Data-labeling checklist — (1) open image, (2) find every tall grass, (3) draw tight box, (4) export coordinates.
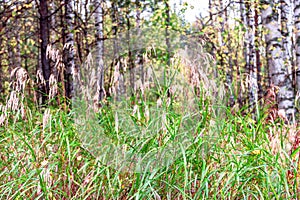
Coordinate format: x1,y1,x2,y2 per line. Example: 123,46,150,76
1,95,299,199
1,43,300,199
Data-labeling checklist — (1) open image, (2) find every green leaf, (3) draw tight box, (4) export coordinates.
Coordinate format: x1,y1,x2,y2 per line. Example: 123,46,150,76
291,146,300,159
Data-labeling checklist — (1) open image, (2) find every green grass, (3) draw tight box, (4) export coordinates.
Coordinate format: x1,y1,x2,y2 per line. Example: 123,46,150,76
1,57,299,199
1,91,300,199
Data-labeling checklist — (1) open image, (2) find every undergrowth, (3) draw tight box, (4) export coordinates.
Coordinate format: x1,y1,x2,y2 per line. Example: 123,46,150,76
1,45,300,199
1,90,300,199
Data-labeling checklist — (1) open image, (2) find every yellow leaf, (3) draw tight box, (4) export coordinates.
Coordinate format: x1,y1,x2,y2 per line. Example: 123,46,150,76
250,150,261,155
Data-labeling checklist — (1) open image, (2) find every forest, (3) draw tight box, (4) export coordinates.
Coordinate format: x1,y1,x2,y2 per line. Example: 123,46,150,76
1,0,300,199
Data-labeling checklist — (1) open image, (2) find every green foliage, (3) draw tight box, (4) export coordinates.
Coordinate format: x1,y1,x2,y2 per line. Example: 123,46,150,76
1,81,299,199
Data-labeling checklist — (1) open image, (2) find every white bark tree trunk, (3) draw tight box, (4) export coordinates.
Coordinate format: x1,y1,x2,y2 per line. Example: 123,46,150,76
281,0,294,83
295,0,300,96
94,0,105,103
247,0,258,115
262,0,296,122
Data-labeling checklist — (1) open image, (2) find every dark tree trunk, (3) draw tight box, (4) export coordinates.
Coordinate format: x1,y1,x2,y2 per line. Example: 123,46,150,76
136,0,144,85
255,2,262,101
64,0,75,101
39,0,50,103
164,0,171,98
126,5,135,97
165,0,171,67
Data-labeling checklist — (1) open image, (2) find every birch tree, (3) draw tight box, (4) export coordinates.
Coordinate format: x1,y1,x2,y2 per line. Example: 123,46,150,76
262,0,296,121
281,0,294,87
295,0,300,95
94,0,105,103
247,0,258,114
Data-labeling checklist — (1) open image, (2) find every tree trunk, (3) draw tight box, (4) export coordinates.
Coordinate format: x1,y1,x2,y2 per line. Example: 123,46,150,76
94,0,105,103
220,0,234,107
239,0,249,107
165,0,171,98
126,5,135,98
39,0,50,103
255,1,262,101
165,0,171,67
136,0,144,85
208,0,218,78
64,0,75,101
262,1,296,122
247,0,258,115
294,0,300,96
110,1,123,100
15,18,21,68
281,0,294,80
